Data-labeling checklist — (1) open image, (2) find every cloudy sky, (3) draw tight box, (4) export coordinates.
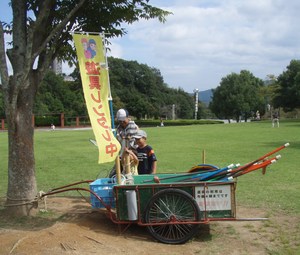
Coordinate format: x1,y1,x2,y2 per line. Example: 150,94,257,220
108,0,300,92
1,0,300,93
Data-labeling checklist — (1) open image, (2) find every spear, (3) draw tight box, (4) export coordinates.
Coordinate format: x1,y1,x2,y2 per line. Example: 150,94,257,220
211,155,281,181
180,164,236,182
214,143,289,180
142,168,220,183
232,155,281,178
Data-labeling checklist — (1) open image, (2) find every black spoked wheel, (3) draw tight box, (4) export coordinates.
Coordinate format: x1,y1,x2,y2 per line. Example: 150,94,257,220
144,189,201,244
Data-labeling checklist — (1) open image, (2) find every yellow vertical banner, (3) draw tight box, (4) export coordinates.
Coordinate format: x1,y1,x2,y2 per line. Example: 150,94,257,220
72,33,120,163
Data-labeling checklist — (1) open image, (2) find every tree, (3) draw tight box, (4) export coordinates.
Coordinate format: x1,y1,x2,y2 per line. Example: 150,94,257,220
0,89,4,118
107,57,194,119
197,101,215,119
35,71,87,116
0,0,170,216
173,88,194,119
258,74,279,118
210,70,265,122
273,60,300,111
57,57,194,120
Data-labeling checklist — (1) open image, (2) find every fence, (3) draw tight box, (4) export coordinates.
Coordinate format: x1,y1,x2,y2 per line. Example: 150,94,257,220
1,113,91,130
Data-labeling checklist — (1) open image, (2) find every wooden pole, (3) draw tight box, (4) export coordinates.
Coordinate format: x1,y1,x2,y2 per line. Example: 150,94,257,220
125,153,131,174
115,156,122,184
61,113,65,128
32,114,35,128
202,149,206,164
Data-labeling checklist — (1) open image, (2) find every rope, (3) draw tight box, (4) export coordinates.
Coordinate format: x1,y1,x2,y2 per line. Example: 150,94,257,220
6,195,36,201
3,191,46,208
38,191,48,212
4,200,37,207
2,189,90,210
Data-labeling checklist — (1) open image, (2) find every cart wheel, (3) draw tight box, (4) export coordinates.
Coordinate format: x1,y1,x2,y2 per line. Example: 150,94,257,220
188,164,219,173
144,188,201,244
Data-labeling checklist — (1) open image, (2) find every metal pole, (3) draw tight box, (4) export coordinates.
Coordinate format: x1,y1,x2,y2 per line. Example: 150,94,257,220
101,33,116,135
172,104,175,120
194,89,199,120
101,33,122,183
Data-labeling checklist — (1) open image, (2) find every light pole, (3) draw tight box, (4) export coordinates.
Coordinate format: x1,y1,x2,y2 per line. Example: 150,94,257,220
193,89,199,120
172,104,175,120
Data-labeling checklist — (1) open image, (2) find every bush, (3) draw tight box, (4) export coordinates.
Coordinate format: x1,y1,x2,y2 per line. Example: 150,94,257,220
133,119,223,127
35,115,60,127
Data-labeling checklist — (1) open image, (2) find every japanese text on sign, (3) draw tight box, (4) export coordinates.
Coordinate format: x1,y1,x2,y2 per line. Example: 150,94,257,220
195,185,232,211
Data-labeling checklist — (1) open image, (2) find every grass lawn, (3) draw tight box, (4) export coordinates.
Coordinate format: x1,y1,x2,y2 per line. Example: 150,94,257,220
0,120,299,214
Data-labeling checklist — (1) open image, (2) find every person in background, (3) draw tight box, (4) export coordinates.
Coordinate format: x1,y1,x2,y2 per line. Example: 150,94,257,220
160,117,164,127
132,130,157,175
272,111,279,128
256,110,260,120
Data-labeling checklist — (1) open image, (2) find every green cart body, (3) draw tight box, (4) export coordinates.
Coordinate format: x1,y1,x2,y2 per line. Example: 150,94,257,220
90,174,237,244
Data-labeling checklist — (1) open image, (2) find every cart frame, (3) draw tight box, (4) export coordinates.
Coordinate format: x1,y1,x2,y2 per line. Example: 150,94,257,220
40,143,289,244
41,178,239,244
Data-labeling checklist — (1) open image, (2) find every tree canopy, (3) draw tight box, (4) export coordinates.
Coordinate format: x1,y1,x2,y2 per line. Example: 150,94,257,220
107,57,194,119
30,57,195,121
209,70,265,122
34,71,87,116
273,60,300,111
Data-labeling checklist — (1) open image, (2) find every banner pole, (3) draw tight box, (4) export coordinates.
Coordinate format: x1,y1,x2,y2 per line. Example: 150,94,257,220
102,33,116,135
102,33,121,183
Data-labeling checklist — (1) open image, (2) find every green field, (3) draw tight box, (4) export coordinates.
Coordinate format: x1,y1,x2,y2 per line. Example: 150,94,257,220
0,120,299,214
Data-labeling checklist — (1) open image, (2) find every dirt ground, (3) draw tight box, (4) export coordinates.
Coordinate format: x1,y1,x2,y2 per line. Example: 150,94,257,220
0,197,299,255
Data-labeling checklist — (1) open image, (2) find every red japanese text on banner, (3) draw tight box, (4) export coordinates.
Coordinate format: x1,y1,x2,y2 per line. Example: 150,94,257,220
72,34,120,163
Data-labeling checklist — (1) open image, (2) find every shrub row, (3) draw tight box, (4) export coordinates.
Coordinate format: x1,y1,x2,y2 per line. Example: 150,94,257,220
134,119,224,127
3,115,223,129
35,115,61,127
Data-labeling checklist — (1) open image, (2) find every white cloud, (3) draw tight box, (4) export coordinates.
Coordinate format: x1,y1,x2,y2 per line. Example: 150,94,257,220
109,0,300,92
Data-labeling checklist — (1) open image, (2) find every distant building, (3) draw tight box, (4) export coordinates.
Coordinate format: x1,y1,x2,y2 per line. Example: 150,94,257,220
51,58,75,81
51,58,62,74
63,75,75,82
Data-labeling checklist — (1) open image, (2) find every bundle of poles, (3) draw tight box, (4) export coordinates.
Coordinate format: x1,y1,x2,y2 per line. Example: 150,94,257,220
147,143,289,184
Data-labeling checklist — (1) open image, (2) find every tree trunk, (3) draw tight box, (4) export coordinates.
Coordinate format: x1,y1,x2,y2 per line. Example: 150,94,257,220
5,78,38,216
